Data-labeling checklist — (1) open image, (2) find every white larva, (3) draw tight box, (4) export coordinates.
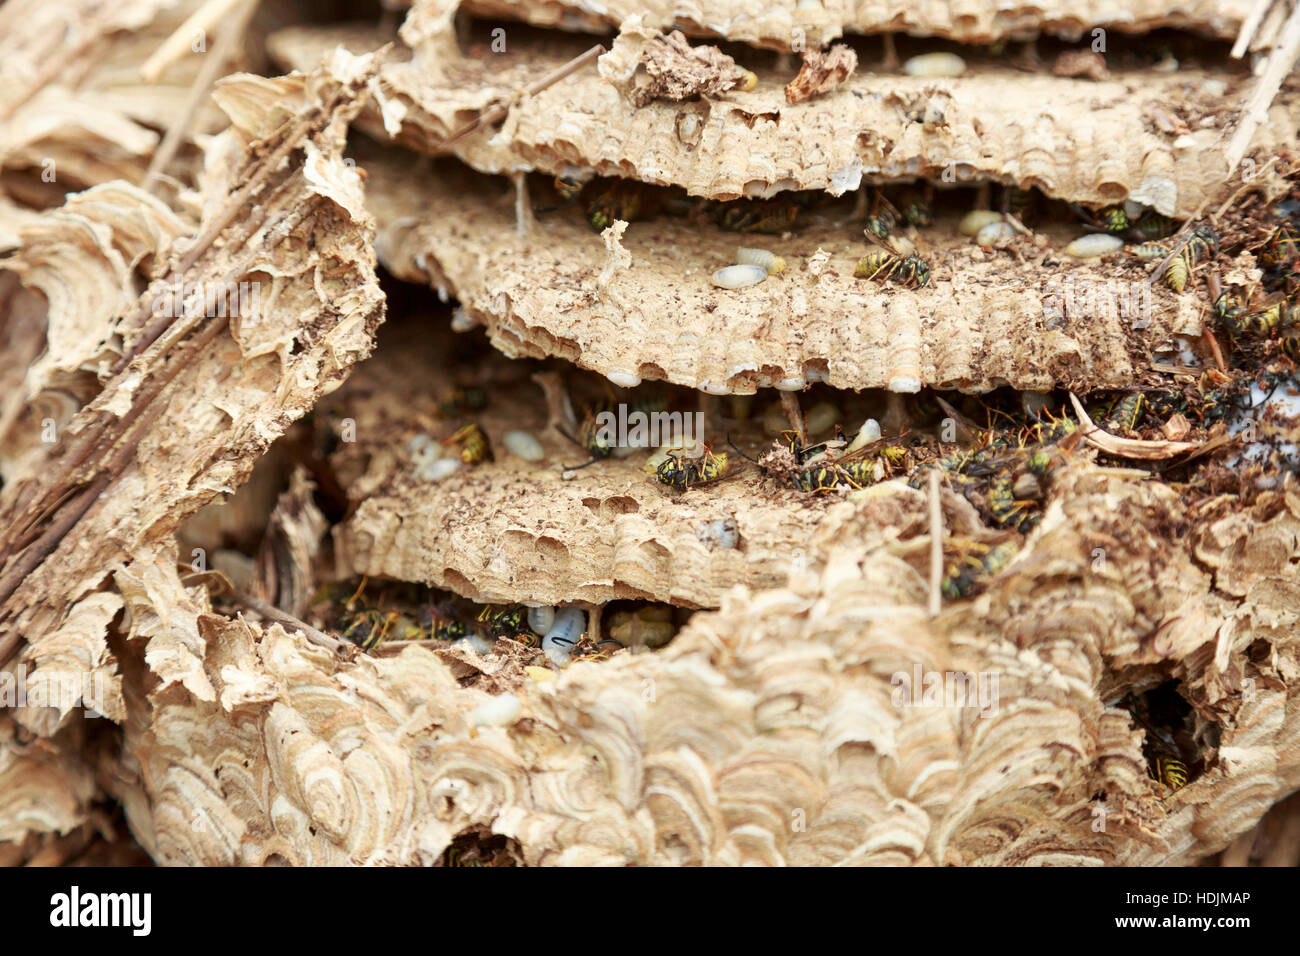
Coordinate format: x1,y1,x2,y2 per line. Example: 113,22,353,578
607,370,641,388
959,210,1004,236
459,633,495,655
1064,233,1124,258
903,53,966,77
736,247,786,275
503,430,545,462
711,263,768,289
407,433,435,455
676,112,701,144
542,606,586,651
774,376,806,391
545,646,573,669
469,694,522,728
415,457,461,482
976,220,1015,247
844,418,881,454
527,605,556,636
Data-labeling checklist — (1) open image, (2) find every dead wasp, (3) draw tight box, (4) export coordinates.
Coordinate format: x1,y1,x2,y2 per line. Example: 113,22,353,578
1125,212,1177,242
438,386,488,417
1125,700,1192,794
1023,411,1078,445
987,471,1039,532
418,603,468,642
655,444,729,490
864,190,904,241
587,179,661,232
443,423,492,464
476,604,528,639
855,231,932,288
342,608,400,650
1259,222,1300,271
734,431,907,493
554,173,586,203
713,197,800,234
1104,392,1146,433
561,392,669,471
792,458,897,492
561,408,615,471
1002,185,1036,222
941,539,1020,600
1071,203,1133,234
1133,224,1217,292
901,193,933,228
1214,289,1300,358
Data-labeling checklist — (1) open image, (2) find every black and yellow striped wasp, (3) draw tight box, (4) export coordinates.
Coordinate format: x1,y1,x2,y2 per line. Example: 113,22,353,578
443,422,493,464
730,429,908,493
713,196,801,234
1072,202,1134,234
655,443,729,490
941,538,1021,600
1213,286,1300,360
476,604,528,640
1071,203,1176,241
855,230,932,288
586,179,663,232
864,190,905,242
1259,221,1299,272
1133,224,1217,292
1120,692,1194,794
561,390,670,472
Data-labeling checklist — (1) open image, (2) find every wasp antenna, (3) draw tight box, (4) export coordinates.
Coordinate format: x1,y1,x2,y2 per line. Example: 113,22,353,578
726,433,760,464
562,458,602,473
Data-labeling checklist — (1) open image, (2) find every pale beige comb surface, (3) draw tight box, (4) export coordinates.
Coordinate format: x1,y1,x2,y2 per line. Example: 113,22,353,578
269,23,1293,214
451,0,1255,50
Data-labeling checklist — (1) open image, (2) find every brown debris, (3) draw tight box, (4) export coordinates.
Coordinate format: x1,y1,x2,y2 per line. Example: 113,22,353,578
628,30,748,108
785,44,858,104
1051,50,1109,81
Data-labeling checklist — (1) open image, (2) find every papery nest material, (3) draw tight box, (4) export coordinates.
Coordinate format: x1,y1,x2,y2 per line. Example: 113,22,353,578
603,23,752,108
449,0,1254,49
268,23,1299,213
1068,392,1200,459
785,44,857,104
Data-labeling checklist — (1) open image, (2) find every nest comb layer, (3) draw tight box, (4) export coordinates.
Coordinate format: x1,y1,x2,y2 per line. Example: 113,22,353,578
364,148,1218,396
113,468,1300,865
323,318,939,608
452,0,1254,49
0,0,251,197
268,23,1289,213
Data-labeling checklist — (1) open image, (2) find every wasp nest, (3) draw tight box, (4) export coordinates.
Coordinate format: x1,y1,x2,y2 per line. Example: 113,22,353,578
450,0,1254,49
1,0,1300,870
269,18,1288,212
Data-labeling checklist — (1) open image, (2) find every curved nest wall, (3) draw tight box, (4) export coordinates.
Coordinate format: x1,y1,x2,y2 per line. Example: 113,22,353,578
1,0,1299,867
